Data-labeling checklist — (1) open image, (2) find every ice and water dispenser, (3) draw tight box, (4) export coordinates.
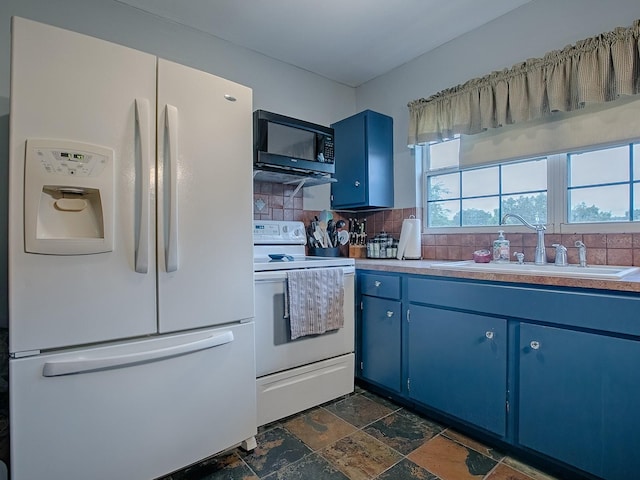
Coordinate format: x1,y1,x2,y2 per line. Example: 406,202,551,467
24,139,114,255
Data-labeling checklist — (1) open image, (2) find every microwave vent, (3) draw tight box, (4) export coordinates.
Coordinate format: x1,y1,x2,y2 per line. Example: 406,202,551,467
253,167,336,187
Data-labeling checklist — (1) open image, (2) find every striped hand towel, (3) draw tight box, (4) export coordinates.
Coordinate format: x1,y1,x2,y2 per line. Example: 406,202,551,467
285,268,345,340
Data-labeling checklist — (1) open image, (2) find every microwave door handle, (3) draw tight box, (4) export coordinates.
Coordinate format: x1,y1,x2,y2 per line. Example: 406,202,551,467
134,98,151,274
164,104,179,272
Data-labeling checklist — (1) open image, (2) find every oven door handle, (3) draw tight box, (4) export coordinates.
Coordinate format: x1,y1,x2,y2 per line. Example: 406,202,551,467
254,268,354,282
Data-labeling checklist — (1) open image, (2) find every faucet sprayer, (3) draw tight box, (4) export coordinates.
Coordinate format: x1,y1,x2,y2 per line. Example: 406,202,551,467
501,213,547,265
575,240,587,267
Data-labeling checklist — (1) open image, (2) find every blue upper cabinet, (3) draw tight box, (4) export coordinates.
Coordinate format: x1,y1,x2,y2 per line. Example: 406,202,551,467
331,110,393,210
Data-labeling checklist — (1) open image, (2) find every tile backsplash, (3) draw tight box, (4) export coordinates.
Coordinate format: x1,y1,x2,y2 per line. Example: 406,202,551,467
252,186,640,266
253,181,304,221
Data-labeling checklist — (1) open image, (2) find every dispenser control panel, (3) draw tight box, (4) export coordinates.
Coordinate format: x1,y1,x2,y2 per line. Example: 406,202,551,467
35,147,108,177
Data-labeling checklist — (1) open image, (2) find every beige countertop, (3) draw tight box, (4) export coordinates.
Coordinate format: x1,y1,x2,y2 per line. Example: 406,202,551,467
355,259,640,293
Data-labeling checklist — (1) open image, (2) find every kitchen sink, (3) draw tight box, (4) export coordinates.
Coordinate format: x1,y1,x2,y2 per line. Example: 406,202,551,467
430,260,640,279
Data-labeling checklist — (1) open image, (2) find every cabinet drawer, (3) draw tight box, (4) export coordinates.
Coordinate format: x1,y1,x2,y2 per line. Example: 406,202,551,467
408,276,640,337
360,273,400,299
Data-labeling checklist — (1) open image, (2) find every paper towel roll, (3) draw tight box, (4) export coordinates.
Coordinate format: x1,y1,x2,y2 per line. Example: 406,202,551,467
396,221,413,260
397,218,422,259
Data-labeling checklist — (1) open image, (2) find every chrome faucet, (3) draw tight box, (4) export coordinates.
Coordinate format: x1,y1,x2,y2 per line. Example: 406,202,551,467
575,240,587,267
501,213,547,265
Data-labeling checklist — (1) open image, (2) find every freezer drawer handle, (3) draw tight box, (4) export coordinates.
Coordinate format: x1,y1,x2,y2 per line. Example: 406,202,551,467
42,331,234,377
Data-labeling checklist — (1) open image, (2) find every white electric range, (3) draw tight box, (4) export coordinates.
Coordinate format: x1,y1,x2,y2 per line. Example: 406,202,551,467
253,220,354,270
253,220,355,426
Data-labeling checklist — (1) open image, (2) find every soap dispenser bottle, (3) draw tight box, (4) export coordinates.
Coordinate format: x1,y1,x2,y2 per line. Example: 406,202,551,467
493,230,510,262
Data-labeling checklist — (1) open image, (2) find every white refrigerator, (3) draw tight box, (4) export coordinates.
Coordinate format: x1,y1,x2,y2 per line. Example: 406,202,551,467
8,17,256,480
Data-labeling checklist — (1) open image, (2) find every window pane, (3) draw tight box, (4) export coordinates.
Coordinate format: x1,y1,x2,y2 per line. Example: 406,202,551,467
569,146,629,186
429,138,460,170
502,193,547,224
634,143,640,181
428,200,460,227
462,167,499,197
428,173,459,200
502,159,547,194
461,197,499,226
569,185,629,222
634,183,640,221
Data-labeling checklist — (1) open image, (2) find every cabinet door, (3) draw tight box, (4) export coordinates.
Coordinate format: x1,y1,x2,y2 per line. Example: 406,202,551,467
364,112,394,208
331,110,393,209
519,324,640,480
408,305,507,436
360,295,402,392
331,113,367,208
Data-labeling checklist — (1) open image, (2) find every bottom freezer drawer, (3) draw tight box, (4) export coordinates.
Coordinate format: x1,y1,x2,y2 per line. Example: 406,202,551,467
10,322,256,480
257,353,354,426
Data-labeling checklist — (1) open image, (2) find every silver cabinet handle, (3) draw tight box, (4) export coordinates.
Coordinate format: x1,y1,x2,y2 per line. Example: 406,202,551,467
374,281,381,287
354,180,361,187
530,340,540,350
485,331,494,339
386,311,394,317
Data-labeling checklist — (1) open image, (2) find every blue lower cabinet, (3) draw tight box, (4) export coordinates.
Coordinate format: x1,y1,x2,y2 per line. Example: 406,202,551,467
519,323,640,480
357,269,640,479
360,295,402,392
407,304,507,437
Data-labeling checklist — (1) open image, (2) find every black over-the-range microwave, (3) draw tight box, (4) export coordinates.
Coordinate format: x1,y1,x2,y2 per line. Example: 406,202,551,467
253,110,335,176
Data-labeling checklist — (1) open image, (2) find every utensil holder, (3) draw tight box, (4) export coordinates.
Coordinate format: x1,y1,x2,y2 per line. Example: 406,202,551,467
309,247,340,257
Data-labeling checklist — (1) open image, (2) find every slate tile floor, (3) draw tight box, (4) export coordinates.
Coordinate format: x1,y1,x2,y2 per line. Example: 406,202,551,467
159,387,558,480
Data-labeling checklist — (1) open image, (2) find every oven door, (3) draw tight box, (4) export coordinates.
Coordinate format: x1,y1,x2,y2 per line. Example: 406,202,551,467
253,266,355,377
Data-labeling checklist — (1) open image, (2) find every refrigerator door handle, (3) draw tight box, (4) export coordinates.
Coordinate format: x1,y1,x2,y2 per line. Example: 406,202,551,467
134,98,151,274
165,104,179,272
42,331,234,377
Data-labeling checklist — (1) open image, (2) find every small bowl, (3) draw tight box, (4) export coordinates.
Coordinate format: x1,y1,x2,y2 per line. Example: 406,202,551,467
473,249,492,263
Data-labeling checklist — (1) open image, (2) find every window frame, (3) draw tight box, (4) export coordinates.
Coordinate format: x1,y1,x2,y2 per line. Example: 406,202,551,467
420,143,640,235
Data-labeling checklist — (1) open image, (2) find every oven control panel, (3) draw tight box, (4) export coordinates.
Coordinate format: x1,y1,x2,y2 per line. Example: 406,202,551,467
253,220,306,245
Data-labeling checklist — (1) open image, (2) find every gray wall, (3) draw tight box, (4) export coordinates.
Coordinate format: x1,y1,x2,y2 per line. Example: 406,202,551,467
357,0,640,208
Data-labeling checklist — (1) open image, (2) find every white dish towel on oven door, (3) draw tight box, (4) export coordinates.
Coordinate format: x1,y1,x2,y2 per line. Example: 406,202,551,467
285,268,345,339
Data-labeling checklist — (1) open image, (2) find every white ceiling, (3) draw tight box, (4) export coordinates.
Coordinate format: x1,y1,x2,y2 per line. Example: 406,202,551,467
115,0,532,87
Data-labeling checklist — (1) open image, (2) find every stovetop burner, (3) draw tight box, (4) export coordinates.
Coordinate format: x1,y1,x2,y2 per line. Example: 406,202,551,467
253,254,354,272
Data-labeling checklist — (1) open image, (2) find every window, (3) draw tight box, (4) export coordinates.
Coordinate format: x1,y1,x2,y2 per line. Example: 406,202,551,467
427,158,547,227
568,144,639,223
422,138,640,232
